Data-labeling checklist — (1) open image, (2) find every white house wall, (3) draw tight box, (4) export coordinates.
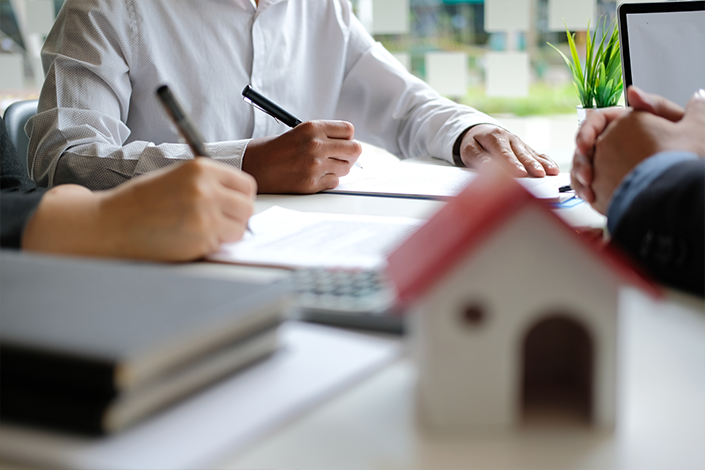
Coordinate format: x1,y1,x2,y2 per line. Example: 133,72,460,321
413,205,620,431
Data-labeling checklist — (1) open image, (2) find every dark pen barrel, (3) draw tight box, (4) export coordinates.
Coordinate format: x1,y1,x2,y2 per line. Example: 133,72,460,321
242,85,303,128
156,85,211,158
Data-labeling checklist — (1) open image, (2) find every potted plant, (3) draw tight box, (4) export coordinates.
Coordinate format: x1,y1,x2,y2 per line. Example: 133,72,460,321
548,18,623,123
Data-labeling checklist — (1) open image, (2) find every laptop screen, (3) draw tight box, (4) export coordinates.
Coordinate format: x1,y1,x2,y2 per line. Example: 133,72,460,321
618,1,705,108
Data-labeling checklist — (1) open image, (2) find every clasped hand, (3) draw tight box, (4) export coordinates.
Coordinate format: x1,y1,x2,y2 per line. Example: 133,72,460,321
571,86,705,215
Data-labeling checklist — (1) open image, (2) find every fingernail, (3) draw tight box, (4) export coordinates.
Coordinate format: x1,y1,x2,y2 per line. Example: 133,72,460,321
533,162,543,172
576,171,587,186
696,89,705,98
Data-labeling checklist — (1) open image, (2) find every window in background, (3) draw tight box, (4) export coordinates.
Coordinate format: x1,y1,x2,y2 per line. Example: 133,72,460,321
2,0,623,117
354,0,621,116
0,0,63,112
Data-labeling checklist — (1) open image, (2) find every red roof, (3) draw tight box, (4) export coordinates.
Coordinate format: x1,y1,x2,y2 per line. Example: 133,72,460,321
386,165,660,303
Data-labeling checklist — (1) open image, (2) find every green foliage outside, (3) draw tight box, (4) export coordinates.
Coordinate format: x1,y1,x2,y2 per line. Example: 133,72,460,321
461,83,580,116
377,38,597,117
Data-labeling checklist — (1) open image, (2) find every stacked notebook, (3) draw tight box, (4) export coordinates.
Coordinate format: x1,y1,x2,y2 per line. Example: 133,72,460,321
0,251,291,436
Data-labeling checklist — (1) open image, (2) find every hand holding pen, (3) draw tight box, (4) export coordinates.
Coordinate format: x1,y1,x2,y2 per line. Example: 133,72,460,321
156,85,256,236
243,86,361,170
241,85,363,194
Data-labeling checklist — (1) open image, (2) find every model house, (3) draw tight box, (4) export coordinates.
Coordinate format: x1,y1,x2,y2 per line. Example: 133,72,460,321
387,167,658,431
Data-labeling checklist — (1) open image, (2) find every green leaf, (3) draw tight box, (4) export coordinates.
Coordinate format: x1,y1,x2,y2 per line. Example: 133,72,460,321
548,29,591,108
548,17,624,108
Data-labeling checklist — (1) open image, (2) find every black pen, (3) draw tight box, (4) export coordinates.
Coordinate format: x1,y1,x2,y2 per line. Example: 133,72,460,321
242,85,302,128
157,85,211,158
242,85,362,169
157,85,253,234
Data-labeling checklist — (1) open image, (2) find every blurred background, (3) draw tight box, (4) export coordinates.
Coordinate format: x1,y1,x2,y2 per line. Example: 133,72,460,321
0,0,664,168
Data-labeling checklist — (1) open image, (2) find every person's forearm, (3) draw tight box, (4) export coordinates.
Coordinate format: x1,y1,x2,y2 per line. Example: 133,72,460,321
21,185,115,256
31,119,248,190
338,18,498,164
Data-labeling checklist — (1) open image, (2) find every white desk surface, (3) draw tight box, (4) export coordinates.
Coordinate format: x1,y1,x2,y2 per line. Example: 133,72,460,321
254,190,606,228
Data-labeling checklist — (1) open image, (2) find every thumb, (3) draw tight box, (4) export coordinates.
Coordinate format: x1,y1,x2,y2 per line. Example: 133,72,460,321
628,85,684,122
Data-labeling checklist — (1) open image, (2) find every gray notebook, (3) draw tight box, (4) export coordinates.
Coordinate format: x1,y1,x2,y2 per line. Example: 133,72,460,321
0,250,291,434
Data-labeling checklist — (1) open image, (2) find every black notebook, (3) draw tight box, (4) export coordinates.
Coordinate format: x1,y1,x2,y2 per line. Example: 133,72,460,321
0,251,291,435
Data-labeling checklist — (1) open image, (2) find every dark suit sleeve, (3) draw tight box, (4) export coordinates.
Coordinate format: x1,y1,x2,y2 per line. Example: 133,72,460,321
609,159,705,297
1,116,47,249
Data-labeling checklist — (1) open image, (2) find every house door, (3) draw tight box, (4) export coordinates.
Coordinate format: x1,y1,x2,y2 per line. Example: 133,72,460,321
521,315,593,426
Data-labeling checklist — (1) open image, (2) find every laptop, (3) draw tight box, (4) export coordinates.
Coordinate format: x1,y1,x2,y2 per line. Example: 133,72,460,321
618,1,705,108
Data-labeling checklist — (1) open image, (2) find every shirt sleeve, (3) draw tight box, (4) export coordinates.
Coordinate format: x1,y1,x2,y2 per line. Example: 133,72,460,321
335,13,500,165
607,155,704,297
27,0,247,190
606,151,700,234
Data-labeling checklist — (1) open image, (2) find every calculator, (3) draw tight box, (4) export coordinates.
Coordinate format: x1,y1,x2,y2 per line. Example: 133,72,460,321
290,268,405,334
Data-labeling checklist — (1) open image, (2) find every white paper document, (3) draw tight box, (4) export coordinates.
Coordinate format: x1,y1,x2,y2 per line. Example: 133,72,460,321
209,206,424,269
325,161,573,202
0,322,401,470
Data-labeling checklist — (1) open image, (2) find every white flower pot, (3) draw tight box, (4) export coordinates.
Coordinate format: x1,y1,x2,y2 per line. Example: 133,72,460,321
577,105,624,126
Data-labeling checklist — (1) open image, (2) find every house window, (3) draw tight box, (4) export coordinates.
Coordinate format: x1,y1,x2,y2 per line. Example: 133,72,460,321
521,315,593,426
460,303,486,327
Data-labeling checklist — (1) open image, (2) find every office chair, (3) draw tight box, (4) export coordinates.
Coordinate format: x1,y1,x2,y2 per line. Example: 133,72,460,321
3,99,39,177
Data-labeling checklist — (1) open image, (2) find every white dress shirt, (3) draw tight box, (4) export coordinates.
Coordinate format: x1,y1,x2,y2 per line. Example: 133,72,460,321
28,0,499,189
